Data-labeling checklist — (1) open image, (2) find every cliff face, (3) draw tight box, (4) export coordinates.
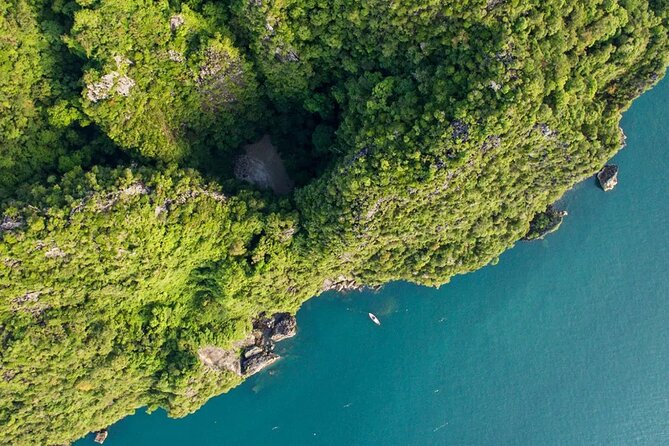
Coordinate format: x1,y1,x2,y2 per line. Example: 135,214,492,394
1,0,668,444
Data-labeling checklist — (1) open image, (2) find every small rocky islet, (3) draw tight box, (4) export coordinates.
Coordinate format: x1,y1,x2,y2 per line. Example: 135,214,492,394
597,165,619,191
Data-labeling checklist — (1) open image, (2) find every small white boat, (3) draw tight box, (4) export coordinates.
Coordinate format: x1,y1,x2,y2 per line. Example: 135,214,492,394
368,313,381,325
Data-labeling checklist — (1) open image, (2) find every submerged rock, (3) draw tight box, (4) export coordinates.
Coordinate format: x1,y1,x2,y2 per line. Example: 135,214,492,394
597,165,618,191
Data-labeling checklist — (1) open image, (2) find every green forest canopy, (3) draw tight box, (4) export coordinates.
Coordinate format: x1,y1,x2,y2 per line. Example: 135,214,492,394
1,0,668,444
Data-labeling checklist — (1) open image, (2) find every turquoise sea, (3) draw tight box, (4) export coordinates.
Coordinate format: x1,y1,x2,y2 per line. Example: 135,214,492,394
76,77,669,445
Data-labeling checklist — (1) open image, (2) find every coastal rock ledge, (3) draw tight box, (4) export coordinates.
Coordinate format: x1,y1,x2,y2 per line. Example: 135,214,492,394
524,205,568,240
597,164,619,191
198,313,297,377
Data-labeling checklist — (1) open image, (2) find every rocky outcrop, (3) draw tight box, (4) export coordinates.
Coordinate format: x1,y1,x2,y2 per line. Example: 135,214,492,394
86,72,135,103
322,276,364,292
597,165,618,191
0,216,23,234
11,290,50,317
234,135,294,195
169,15,185,32
451,119,469,141
44,246,67,259
199,313,297,377
254,312,297,343
198,346,244,376
197,46,246,111
524,205,568,240
242,351,280,376
154,188,226,216
535,123,558,138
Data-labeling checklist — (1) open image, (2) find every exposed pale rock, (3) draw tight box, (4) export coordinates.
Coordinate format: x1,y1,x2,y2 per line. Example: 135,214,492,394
170,15,185,32
87,73,116,102
274,48,299,63
168,50,184,63
3,258,20,268
115,76,135,97
11,291,50,317
121,183,150,196
96,182,149,211
486,0,506,10
3,370,17,382
481,135,501,153
1,216,23,232
198,346,244,376
197,46,245,110
154,189,226,216
113,55,132,68
44,247,67,259
243,345,263,359
86,72,135,102
322,275,364,292
234,135,293,195
13,291,42,306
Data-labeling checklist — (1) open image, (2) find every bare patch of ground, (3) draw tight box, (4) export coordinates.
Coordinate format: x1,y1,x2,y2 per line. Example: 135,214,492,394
234,135,294,195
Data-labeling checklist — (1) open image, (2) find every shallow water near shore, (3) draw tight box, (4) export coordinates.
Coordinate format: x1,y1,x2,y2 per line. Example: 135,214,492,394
76,77,669,445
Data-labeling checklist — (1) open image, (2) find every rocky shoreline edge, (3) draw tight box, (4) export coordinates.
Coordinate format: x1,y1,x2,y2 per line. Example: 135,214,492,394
198,312,298,377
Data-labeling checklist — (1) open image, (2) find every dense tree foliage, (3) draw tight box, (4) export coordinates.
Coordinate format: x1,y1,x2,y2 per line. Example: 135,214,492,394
70,0,263,163
1,0,667,444
0,0,87,196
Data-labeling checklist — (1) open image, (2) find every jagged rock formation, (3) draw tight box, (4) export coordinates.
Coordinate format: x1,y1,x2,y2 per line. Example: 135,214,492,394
597,165,619,191
198,313,297,377
86,72,135,102
322,276,364,292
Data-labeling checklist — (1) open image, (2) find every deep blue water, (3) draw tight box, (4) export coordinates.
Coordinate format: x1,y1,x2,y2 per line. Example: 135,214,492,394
77,77,669,445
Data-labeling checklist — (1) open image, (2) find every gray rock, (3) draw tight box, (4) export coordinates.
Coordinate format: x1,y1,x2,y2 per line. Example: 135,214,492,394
0,216,23,233
86,72,135,103
198,312,296,377
270,313,297,342
597,165,618,191
168,50,184,63
198,346,243,376
451,120,469,141
242,351,279,376
44,247,67,259
243,345,263,359
169,15,185,32
535,123,558,138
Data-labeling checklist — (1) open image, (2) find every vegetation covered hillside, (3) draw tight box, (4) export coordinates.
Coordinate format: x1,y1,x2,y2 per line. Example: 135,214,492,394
1,0,668,444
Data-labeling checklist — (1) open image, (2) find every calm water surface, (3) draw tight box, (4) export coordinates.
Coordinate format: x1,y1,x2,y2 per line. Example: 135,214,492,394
76,77,669,445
